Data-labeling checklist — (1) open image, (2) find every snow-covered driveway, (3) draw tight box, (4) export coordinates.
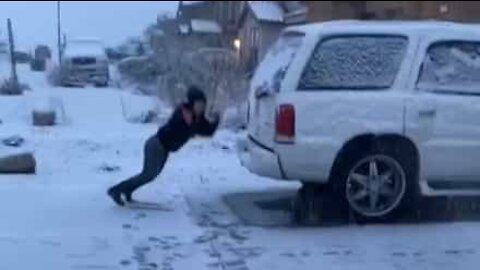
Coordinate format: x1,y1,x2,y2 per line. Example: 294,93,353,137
0,64,480,270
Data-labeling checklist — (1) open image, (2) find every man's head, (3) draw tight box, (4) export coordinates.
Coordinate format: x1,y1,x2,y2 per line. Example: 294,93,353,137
186,86,207,116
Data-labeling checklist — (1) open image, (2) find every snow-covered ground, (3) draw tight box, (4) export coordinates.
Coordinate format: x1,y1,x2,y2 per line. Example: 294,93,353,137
1,62,480,270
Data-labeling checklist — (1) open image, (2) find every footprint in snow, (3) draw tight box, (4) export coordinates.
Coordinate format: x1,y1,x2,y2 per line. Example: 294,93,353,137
323,250,340,256
135,212,148,220
392,252,407,257
119,259,131,266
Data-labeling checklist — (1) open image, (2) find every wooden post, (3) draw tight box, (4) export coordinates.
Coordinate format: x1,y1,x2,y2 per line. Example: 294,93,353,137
7,18,18,84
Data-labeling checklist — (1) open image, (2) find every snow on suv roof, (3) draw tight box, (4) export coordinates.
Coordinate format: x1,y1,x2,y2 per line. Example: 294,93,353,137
285,20,480,37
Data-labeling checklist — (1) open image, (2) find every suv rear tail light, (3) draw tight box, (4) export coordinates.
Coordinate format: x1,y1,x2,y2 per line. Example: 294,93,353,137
275,103,295,144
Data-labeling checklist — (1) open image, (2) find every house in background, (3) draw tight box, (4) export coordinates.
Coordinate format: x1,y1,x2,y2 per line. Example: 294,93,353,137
304,1,480,22
237,1,307,73
177,1,243,48
176,1,480,74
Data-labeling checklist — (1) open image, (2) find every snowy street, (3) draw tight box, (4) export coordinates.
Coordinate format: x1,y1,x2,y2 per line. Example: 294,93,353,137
0,64,479,270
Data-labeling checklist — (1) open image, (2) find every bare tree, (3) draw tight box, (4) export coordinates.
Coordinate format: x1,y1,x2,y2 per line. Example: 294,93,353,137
141,16,249,123
181,48,246,114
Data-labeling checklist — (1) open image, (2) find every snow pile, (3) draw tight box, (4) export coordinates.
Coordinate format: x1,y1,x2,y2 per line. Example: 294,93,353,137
211,129,240,151
179,24,189,34
120,92,167,124
190,19,222,34
248,1,284,23
33,95,55,114
221,105,247,131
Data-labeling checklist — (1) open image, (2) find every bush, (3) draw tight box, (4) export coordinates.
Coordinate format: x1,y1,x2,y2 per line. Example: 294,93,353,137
46,65,63,86
117,56,166,84
0,79,28,95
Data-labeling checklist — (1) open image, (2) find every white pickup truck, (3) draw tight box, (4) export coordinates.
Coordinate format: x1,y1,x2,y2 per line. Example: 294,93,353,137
61,39,109,87
238,21,480,222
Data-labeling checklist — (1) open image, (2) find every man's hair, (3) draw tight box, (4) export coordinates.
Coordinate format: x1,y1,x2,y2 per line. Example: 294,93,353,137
186,86,207,106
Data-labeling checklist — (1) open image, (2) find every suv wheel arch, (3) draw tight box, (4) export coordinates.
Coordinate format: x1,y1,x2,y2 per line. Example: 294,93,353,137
328,134,420,183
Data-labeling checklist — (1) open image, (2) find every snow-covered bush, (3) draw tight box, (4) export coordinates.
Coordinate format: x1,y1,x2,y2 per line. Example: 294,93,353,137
120,92,166,124
0,79,28,95
46,64,62,86
117,55,166,85
126,109,158,124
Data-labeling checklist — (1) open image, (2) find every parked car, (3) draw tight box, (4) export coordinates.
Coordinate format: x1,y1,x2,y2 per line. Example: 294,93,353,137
60,39,109,87
30,45,51,71
238,21,480,223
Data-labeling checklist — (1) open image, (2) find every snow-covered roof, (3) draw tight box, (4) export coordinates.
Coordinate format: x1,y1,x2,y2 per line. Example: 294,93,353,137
179,24,189,34
248,1,284,23
285,20,480,37
190,19,222,34
182,1,205,6
64,40,105,58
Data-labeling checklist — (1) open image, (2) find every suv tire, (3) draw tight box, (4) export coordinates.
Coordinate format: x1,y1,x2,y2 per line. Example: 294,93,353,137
334,142,418,223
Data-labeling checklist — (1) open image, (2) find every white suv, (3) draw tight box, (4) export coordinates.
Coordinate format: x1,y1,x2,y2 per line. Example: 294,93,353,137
238,21,480,222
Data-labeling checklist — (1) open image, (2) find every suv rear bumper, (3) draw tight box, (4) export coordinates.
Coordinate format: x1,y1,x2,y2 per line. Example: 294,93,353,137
237,135,286,180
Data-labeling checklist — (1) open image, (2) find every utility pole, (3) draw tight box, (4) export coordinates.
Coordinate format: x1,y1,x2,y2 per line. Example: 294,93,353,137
57,1,62,65
7,18,18,84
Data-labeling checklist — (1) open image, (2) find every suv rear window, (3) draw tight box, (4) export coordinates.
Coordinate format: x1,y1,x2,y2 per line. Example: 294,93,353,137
298,35,407,90
417,41,480,94
251,32,304,94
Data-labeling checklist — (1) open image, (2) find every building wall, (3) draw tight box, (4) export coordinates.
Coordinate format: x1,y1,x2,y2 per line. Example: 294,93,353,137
239,11,259,71
306,1,480,22
178,2,216,22
364,1,421,19
260,23,283,60
179,1,243,50
420,1,480,22
306,1,363,21
238,9,284,72
306,1,335,21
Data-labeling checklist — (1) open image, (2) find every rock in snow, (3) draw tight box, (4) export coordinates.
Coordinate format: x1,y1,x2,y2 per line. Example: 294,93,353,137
2,135,25,147
0,153,36,174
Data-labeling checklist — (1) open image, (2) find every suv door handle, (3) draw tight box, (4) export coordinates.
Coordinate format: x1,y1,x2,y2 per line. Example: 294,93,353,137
418,108,436,117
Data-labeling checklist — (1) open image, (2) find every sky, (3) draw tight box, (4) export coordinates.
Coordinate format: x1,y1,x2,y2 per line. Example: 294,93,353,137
0,1,178,51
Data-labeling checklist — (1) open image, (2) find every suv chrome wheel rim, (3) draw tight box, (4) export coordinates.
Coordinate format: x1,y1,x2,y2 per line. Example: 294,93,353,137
346,155,406,217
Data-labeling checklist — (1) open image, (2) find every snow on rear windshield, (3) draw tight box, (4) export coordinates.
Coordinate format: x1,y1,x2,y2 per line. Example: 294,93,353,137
251,32,303,93
299,36,407,90
417,41,480,93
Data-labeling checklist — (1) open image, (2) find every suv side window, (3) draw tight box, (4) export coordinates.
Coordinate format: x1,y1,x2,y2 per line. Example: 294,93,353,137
298,35,407,91
417,41,480,94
